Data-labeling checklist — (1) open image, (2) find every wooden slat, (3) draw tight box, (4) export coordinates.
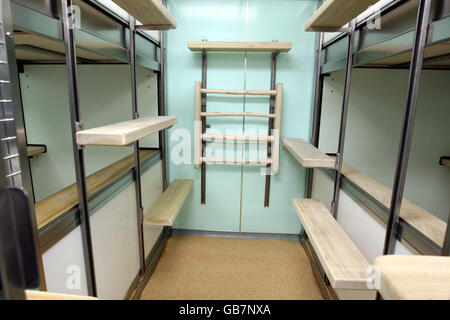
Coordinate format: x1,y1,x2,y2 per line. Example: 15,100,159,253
111,0,176,29
338,159,446,248
27,145,46,157
188,41,292,53
271,83,283,173
201,157,272,165
200,89,277,96
283,138,335,168
200,112,275,118
305,0,380,31
293,198,371,290
35,149,157,229
76,116,177,146
375,255,450,300
143,179,193,226
194,81,201,169
26,290,98,300
202,134,274,142
439,157,450,167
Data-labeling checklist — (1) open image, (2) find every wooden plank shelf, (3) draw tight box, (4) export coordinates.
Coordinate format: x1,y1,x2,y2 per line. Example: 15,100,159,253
112,0,177,29
283,138,335,168
200,112,275,119
27,145,46,157
76,116,177,146
202,134,274,142
188,41,292,53
200,89,277,96
374,255,450,300
35,149,157,229
293,198,371,290
440,156,450,168
143,179,193,226
201,157,272,165
305,0,380,31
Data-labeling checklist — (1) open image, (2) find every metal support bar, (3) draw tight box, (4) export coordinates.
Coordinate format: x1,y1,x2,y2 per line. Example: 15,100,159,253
157,29,168,190
129,17,146,275
264,52,278,207
61,0,97,297
331,21,356,218
307,32,325,199
200,50,207,205
382,0,432,255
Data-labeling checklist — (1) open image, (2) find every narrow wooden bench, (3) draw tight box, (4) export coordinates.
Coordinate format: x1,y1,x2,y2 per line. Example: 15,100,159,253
293,198,372,290
143,179,193,226
284,138,335,168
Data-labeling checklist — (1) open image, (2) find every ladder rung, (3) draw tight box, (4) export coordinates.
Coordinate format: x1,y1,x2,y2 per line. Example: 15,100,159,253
202,134,274,142
201,157,272,164
200,112,275,119
200,89,277,96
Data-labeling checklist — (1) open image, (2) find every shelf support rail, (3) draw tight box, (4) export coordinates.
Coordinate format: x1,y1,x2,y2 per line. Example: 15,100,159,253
61,0,97,297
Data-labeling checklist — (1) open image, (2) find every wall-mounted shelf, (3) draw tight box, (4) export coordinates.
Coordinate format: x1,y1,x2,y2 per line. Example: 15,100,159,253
27,145,47,157
293,198,371,290
188,41,292,53
305,0,380,31
283,138,335,168
143,179,193,226
76,116,177,146
374,255,450,300
439,156,450,168
111,0,177,29
200,112,276,119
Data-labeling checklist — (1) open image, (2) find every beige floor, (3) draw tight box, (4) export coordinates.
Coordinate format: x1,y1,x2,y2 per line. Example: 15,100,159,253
140,235,323,300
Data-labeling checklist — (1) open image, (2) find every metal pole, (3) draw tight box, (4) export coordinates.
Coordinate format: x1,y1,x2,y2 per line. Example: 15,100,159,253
61,0,97,296
382,0,432,255
201,50,207,204
306,32,324,199
331,20,356,218
264,52,278,207
129,17,146,275
157,29,168,191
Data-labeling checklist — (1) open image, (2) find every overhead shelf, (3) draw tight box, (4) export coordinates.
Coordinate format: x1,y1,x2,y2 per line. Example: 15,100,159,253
374,255,450,300
76,116,177,146
283,138,335,168
188,41,292,53
293,198,371,290
143,179,193,226
27,145,46,157
305,0,380,31
111,0,177,29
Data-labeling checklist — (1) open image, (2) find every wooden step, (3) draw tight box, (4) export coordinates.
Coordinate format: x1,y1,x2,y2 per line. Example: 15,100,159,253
283,138,335,168
188,41,292,53
143,179,193,226
76,116,177,146
111,0,177,29
200,89,277,96
293,198,371,290
27,145,46,157
305,0,380,31
200,112,275,119
375,255,450,300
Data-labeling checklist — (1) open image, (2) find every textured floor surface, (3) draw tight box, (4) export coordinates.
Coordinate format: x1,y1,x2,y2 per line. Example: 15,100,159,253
140,235,323,300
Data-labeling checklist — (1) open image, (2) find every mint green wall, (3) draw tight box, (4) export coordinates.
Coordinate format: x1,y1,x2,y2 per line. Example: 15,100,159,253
21,65,159,202
166,0,319,233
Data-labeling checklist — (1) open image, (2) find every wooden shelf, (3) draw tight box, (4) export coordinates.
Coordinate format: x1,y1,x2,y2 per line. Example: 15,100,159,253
200,112,275,119
143,179,193,226
27,145,46,157
283,138,335,168
76,116,177,146
112,0,176,29
35,149,157,229
375,255,450,300
439,156,450,167
293,198,371,290
188,41,292,53
305,0,380,31
200,89,277,96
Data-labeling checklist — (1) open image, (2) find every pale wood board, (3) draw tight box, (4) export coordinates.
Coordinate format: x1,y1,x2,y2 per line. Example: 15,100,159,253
188,41,292,53
201,89,277,96
35,149,157,229
76,116,177,146
272,83,283,173
143,179,193,226
374,255,450,300
194,81,201,169
305,0,380,31
202,158,272,165
200,112,275,118
26,290,98,300
293,198,371,290
283,138,335,168
112,0,176,28
202,134,274,142
27,146,46,157
441,158,450,167
338,159,446,248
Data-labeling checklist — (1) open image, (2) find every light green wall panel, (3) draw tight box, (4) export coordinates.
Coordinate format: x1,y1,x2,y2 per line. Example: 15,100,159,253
167,0,318,233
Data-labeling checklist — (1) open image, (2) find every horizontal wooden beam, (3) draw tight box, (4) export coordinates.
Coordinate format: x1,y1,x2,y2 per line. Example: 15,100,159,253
200,89,277,96
202,134,274,142
200,112,275,119
201,157,272,165
188,41,292,53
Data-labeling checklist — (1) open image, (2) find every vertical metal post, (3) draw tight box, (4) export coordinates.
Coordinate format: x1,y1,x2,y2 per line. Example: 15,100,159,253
383,0,432,255
157,29,168,190
200,50,207,204
331,20,356,218
129,17,146,275
61,0,97,296
264,52,278,207
307,32,324,199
